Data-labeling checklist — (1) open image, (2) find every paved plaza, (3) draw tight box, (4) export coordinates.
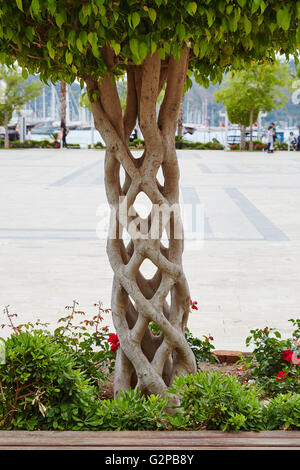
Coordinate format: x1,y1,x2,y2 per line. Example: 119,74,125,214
0,148,300,350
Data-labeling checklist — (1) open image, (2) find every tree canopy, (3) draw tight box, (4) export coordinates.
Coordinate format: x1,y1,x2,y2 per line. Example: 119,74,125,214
0,0,299,87
215,62,290,126
0,65,42,124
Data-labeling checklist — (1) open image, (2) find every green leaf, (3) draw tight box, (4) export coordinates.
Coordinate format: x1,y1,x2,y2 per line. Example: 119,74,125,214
79,31,88,46
68,30,76,47
56,12,66,28
48,0,56,15
138,42,148,62
150,40,157,55
269,23,276,34
206,9,214,27
88,32,97,48
176,24,186,42
66,51,73,65
76,38,83,53
251,0,261,14
129,38,139,57
130,12,140,30
21,68,28,79
244,15,252,35
186,2,197,16
193,43,199,56
277,8,291,31
16,0,23,11
31,0,40,16
111,41,121,56
148,8,157,23
158,48,166,60
237,0,246,6
132,12,140,29
25,26,34,42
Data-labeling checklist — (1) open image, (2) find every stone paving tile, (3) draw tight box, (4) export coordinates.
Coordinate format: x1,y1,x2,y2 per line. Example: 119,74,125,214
0,149,300,349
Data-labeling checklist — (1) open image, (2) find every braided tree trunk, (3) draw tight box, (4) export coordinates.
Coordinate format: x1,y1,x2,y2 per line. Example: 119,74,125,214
86,48,196,398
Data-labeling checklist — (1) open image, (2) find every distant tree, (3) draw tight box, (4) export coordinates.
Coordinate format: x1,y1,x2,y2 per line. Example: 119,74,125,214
0,66,41,148
215,62,291,150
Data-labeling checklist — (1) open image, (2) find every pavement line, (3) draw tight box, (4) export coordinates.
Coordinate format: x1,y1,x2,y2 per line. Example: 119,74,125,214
0,228,95,232
50,160,100,186
198,164,213,173
225,187,289,241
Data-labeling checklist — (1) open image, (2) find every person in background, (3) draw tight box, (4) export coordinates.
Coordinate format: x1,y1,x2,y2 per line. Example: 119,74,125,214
27,127,32,143
297,130,300,151
263,126,274,153
271,122,277,143
61,122,69,148
287,131,297,151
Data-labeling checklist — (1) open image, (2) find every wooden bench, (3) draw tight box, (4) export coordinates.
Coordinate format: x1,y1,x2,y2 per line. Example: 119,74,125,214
0,430,299,450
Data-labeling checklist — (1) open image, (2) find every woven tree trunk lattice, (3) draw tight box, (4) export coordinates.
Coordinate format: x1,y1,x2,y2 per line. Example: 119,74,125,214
86,48,196,398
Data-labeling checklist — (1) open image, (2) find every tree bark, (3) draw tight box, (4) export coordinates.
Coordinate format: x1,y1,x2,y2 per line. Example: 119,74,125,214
240,125,246,150
60,81,66,128
249,108,254,152
177,96,184,138
4,110,9,149
85,49,196,400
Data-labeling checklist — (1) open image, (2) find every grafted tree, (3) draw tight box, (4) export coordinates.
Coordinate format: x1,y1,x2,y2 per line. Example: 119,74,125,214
0,0,299,398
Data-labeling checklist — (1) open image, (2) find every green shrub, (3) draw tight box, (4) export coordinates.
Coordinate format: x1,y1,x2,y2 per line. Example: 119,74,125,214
168,372,264,431
263,394,300,430
241,322,300,396
0,330,98,430
13,301,116,392
129,138,144,148
274,142,288,151
89,141,105,149
185,328,218,364
93,389,168,430
175,137,224,150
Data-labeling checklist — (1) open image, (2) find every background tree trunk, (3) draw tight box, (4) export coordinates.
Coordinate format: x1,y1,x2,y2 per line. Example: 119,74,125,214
86,49,196,400
249,108,254,151
4,110,9,149
177,97,184,138
240,125,246,150
60,81,66,128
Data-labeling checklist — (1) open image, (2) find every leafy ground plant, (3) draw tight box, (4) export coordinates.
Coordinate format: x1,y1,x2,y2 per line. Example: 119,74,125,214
1,302,116,395
0,330,98,430
168,371,265,432
93,389,169,431
240,321,300,396
263,393,300,430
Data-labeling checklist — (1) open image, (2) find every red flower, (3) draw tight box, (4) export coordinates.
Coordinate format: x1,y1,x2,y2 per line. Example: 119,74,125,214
282,350,294,363
276,371,288,381
291,353,300,365
190,300,198,310
108,333,119,353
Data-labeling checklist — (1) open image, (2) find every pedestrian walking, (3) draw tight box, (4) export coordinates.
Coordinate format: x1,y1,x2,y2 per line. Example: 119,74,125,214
263,126,274,153
61,123,69,148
